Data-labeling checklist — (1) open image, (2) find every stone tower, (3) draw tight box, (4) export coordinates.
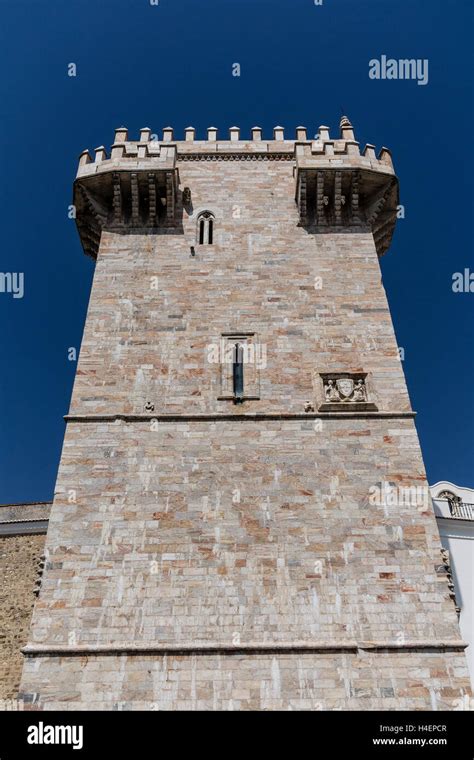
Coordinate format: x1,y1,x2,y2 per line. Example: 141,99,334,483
20,119,471,710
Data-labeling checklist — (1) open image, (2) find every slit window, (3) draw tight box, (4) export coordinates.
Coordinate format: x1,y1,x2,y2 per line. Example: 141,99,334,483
218,333,261,403
232,343,244,402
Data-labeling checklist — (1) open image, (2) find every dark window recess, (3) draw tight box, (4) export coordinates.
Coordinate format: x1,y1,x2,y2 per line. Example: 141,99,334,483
208,219,213,245
199,219,205,245
232,343,244,402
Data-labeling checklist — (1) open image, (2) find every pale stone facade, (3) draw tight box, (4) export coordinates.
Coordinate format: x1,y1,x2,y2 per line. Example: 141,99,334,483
19,120,471,709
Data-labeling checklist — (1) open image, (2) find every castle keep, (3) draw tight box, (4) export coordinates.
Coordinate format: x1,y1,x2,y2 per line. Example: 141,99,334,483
19,119,471,709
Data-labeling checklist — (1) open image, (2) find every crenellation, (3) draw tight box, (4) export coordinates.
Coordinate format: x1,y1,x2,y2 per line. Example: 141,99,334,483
78,148,92,167
378,146,394,169
110,141,126,161
318,124,331,141
82,122,397,159
76,124,392,176
323,140,335,156
184,126,195,141
346,140,361,157
114,126,128,142
94,145,107,163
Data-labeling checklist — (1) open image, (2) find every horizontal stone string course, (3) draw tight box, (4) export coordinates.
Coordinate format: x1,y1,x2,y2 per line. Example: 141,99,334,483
64,411,417,422
22,640,468,656
0,518,49,526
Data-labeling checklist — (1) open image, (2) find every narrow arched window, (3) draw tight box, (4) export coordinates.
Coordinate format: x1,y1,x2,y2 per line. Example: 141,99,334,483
197,211,215,245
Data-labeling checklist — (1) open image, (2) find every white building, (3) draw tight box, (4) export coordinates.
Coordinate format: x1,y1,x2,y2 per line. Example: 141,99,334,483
431,481,474,688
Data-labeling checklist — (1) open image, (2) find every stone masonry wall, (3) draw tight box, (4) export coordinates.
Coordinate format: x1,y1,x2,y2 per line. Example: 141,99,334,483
20,651,471,711
20,419,471,709
24,419,460,647
0,533,46,700
69,161,410,416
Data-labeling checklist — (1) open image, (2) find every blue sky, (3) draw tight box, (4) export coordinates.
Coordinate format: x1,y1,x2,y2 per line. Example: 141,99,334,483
0,0,473,502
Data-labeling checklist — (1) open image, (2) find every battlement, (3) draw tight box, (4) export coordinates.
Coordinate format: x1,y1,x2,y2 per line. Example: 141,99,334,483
73,117,398,258
76,118,394,177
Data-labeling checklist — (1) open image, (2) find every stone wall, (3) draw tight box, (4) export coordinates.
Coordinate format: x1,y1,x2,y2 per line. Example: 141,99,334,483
68,165,409,417
20,420,472,709
0,533,46,700
20,650,472,711
22,419,461,647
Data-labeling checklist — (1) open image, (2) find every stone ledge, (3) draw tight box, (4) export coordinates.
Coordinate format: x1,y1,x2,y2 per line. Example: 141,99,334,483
22,640,468,656
0,519,49,537
64,411,416,423
319,403,378,412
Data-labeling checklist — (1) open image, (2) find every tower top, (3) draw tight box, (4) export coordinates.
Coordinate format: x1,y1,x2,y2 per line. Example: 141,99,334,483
73,120,398,260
